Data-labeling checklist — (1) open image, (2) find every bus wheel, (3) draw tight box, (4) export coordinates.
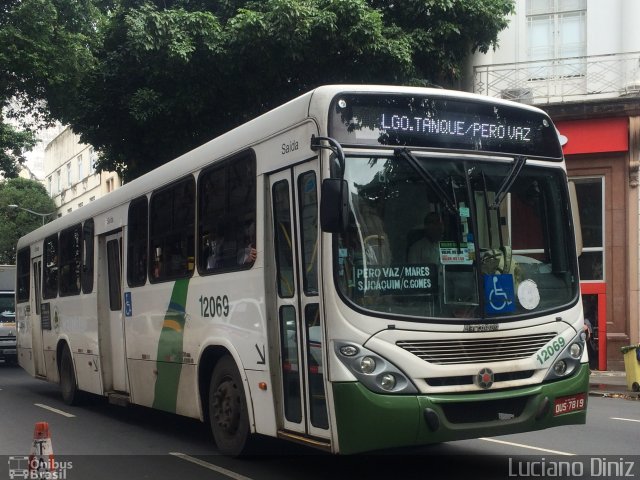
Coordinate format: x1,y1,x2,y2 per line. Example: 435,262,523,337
208,356,251,456
60,346,81,406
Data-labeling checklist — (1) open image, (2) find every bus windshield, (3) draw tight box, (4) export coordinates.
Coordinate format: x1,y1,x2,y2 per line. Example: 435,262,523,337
0,292,15,322
335,154,579,320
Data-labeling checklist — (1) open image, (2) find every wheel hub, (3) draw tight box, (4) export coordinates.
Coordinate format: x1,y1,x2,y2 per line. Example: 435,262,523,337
213,380,240,433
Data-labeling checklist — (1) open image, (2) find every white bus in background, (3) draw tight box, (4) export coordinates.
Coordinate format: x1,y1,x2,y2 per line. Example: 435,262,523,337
0,264,16,364
16,85,588,455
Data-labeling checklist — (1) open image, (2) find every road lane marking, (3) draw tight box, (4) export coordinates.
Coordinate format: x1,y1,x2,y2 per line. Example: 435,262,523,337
611,417,640,423
170,452,254,480
34,403,76,418
479,437,575,455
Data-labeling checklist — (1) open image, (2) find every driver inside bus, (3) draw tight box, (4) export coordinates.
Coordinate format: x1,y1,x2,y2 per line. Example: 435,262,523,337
407,212,444,265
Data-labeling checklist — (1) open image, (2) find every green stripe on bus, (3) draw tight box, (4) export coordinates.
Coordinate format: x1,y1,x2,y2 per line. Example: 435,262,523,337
153,278,190,413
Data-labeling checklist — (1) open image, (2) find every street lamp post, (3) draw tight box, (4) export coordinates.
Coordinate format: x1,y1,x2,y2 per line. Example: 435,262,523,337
8,204,55,226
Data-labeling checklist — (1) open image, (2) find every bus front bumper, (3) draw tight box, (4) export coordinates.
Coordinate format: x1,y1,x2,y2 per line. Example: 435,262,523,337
332,363,589,455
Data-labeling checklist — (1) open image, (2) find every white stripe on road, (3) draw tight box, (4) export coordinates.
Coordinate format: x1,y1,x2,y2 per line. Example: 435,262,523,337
480,437,575,455
611,417,640,423
34,403,76,418
170,452,254,480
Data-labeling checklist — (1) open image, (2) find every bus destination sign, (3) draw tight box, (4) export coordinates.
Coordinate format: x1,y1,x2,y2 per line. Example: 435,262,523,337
329,93,563,160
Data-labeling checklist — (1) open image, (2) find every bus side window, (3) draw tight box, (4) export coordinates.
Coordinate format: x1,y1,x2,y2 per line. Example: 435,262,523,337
16,248,30,302
149,176,195,282
197,152,256,274
59,224,82,296
82,218,95,294
127,197,147,287
43,234,58,299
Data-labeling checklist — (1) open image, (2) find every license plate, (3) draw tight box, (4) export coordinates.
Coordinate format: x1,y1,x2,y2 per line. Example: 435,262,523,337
553,393,586,416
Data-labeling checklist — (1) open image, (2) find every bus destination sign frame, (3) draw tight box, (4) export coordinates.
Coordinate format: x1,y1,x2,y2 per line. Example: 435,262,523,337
329,92,564,160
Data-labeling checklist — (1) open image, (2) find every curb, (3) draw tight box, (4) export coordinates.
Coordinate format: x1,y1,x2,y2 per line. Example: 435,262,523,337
588,390,640,400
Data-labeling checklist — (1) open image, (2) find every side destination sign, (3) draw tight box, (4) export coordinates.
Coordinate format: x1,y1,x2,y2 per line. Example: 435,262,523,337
354,264,437,295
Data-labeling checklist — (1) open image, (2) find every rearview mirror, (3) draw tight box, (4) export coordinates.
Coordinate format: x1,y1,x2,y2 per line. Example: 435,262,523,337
320,179,349,233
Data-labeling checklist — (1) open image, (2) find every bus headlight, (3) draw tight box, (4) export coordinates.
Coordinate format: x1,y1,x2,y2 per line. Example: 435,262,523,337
543,331,586,382
379,373,396,391
569,343,582,359
359,356,376,374
339,345,359,357
335,341,417,394
553,360,567,376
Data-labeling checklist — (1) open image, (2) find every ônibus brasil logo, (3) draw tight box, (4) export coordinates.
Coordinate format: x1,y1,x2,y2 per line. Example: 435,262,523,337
8,456,73,479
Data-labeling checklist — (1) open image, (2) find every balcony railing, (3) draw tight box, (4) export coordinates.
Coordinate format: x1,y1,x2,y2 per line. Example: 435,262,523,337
473,51,640,105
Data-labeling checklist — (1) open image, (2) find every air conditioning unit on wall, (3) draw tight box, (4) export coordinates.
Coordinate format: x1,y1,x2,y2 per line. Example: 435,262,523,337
621,80,640,97
500,88,534,104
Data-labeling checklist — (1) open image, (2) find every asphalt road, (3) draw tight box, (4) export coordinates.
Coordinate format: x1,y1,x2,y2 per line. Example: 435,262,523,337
1,362,639,480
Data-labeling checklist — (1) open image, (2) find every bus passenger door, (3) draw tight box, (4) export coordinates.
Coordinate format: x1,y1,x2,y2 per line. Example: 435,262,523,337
268,162,329,441
98,231,129,393
31,257,46,377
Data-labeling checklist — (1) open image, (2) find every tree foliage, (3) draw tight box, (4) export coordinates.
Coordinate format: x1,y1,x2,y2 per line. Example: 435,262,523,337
0,123,36,178
0,178,58,263
0,0,104,177
2,0,514,182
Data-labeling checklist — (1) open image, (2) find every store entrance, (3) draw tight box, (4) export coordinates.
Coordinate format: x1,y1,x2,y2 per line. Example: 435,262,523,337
581,286,606,370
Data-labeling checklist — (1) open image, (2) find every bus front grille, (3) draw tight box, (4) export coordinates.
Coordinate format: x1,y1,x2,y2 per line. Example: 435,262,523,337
441,396,530,423
425,370,535,387
396,333,556,365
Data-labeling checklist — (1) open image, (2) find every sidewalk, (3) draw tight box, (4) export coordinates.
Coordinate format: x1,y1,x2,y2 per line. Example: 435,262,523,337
589,370,639,399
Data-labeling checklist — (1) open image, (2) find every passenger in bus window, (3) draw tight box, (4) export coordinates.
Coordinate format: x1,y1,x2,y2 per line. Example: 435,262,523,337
168,242,183,274
237,219,256,265
407,212,443,265
136,249,147,282
206,224,226,269
153,247,162,278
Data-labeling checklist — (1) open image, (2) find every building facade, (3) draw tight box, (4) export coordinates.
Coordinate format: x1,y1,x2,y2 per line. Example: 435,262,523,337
468,0,640,370
43,127,121,217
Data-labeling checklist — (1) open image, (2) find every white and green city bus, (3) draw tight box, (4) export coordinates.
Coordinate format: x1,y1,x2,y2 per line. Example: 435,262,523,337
16,85,588,455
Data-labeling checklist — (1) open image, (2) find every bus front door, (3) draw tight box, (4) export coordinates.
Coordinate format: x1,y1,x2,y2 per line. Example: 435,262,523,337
98,231,129,393
31,256,46,377
269,162,330,442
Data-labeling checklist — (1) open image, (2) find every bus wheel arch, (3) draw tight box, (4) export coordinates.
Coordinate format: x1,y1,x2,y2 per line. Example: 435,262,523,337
56,340,70,380
57,341,82,406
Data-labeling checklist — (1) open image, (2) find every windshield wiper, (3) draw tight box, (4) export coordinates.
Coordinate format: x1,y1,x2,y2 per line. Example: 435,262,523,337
490,155,526,209
394,148,457,214
480,172,495,247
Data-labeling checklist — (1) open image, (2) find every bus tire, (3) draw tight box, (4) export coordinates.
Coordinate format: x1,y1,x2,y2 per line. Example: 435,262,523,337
60,345,82,406
208,355,252,456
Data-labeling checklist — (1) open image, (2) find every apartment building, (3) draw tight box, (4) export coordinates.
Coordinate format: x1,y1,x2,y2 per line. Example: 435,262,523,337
468,0,640,370
43,127,121,217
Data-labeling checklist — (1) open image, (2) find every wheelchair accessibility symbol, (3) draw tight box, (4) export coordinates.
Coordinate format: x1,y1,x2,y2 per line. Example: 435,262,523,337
484,274,515,315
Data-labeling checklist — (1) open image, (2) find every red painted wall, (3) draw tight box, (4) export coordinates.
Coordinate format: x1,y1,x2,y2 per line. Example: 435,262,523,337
556,117,628,155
